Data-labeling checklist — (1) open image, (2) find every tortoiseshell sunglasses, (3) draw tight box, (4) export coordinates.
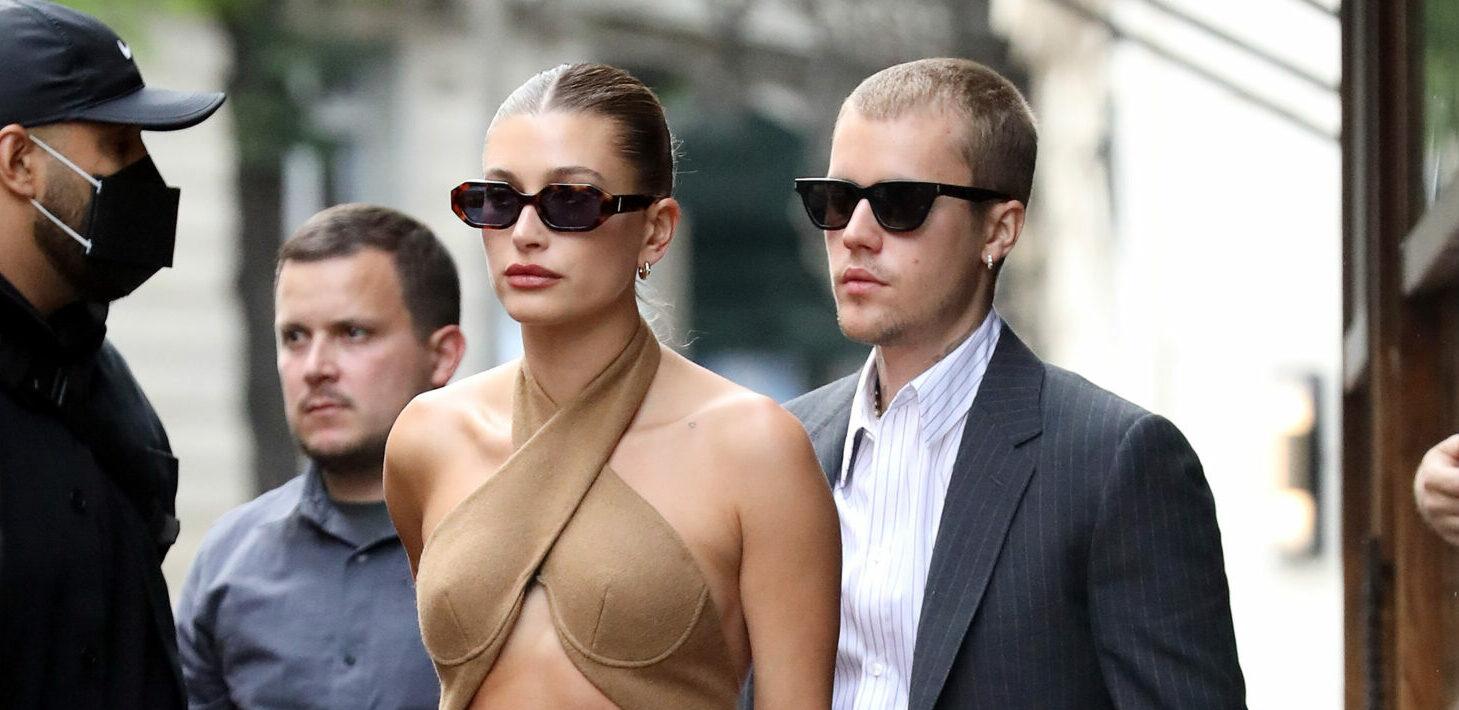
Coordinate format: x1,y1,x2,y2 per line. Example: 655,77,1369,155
450,180,659,233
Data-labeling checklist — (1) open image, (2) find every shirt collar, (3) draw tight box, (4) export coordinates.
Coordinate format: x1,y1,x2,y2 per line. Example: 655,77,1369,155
846,352,880,441
845,308,1003,453
295,463,399,550
907,308,1002,445
0,272,108,362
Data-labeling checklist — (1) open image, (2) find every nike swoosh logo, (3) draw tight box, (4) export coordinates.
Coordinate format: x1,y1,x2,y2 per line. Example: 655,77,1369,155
117,39,132,60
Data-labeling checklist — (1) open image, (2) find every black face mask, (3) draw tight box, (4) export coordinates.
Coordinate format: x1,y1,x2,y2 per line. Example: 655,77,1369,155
29,136,180,301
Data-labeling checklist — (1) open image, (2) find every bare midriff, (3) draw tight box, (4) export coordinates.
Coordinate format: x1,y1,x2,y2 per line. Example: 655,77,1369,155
467,586,619,710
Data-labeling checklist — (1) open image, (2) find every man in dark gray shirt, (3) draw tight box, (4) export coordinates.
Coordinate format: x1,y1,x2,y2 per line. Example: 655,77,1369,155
174,204,466,709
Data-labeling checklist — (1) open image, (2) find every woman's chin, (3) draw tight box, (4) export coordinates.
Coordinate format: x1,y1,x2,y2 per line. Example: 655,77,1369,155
503,301,583,328
500,289,630,329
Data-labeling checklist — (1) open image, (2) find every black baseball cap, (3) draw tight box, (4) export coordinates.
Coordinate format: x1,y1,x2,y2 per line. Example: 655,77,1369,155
0,0,225,130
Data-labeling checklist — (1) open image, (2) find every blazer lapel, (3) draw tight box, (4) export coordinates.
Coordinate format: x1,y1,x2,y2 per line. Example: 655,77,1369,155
908,325,1045,710
789,373,858,486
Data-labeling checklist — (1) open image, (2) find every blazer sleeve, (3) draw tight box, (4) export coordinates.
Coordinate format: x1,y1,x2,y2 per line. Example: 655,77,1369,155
1087,413,1246,709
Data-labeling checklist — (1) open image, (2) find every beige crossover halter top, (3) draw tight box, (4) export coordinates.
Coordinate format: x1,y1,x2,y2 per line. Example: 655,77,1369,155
415,320,739,710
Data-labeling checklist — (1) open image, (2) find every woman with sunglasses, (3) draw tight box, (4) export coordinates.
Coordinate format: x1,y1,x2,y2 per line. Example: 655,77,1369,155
383,63,840,710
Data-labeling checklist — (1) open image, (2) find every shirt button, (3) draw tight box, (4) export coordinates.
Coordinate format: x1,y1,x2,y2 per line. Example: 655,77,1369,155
869,661,886,677
70,488,88,514
343,654,357,667
353,552,369,564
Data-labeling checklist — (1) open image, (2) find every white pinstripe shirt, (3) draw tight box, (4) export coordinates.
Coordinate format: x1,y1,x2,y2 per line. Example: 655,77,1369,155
831,309,1002,710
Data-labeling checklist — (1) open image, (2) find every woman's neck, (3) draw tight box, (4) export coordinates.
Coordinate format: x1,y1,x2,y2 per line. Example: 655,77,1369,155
519,295,643,405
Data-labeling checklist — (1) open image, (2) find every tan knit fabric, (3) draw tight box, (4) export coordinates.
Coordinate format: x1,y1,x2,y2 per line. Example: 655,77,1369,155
416,320,739,710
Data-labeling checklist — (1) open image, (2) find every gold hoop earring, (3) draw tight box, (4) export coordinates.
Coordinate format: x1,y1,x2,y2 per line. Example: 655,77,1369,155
637,261,653,280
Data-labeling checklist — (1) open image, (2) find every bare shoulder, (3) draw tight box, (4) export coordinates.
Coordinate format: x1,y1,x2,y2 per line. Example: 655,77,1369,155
697,392,814,464
386,360,518,473
662,349,807,440
659,349,823,493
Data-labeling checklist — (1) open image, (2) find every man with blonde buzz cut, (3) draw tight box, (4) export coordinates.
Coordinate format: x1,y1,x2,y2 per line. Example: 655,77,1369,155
786,58,1246,709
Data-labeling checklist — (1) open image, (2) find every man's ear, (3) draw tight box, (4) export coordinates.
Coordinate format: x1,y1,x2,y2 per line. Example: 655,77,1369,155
982,199,1025,264
425,325,467,387
0,124,42,202
638,196,680,271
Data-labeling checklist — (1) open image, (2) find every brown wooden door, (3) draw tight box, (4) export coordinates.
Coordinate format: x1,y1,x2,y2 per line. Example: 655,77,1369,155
1343,1,1459,707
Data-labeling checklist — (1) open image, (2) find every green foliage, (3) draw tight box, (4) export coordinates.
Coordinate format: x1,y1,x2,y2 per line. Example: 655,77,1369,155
55,0,390,165
1426,0,1459,197
55,0,195,54
63,0,278,22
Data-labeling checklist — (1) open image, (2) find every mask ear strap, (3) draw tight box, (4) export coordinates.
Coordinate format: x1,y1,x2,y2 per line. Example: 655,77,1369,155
29,136,103,190
30,199,93,253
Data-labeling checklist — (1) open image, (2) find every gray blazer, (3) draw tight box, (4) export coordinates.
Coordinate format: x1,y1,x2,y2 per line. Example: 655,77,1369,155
785,324,1245,709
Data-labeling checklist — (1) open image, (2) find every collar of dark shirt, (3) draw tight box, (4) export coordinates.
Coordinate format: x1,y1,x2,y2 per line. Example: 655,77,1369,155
0,271,108,362
295,463,399,551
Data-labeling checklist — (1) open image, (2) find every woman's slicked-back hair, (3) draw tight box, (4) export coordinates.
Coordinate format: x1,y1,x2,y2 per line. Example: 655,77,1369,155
491,63,676,197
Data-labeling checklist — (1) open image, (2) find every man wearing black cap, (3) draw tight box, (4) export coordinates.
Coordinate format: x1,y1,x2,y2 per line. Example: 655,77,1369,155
0,1,225,708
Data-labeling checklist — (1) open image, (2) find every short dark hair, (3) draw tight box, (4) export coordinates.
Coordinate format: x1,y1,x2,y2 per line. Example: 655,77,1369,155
492,63,675,196
843,58,1038,204
277,203,460,339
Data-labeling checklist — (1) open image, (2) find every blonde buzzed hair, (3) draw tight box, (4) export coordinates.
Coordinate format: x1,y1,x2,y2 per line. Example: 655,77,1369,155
842,58,1038,204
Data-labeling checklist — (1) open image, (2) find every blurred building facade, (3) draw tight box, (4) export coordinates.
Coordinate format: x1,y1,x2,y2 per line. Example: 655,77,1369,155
98,0,1342,706
1000,0,1342,707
